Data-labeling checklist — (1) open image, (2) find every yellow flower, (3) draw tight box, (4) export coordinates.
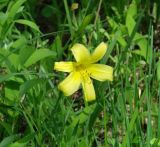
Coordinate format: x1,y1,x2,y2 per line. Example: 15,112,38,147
54,42,113,102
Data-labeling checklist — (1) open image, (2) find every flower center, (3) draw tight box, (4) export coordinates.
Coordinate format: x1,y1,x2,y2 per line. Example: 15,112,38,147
75,64,91,83
75,64,85,71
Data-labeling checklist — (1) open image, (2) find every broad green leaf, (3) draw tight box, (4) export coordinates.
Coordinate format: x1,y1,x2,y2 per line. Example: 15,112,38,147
8,53,19,69
133,39,147,58
24,49,56,67
126,15,136,35
0,47,22,71
5,86,19,102
132,38,152,64
14,19,40,32
11,36,27,49
120,24,128,34
0,12,7,25
9,133,35,147
117,35,127,47
127,1,137,18
4,80,20,107
125,1,137,35
133,33,146,42
7,0,26,19
9,142,27,147
0,135,19,147
19,46,35,65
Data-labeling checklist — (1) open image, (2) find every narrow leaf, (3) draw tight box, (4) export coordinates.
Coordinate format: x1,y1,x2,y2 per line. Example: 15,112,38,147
14,19,40,32
24,49,56,67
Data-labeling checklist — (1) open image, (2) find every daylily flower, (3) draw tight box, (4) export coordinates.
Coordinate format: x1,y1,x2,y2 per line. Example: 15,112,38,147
54,42,113,101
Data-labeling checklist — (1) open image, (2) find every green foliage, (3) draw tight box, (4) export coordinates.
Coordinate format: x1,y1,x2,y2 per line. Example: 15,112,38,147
0,0,160,146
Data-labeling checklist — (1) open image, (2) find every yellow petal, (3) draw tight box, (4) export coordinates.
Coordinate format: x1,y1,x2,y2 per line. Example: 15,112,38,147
87,64,113,81
54,62,74,72
70,43,90,63
91,42,107,63
58,72,81,96
81,76,96,101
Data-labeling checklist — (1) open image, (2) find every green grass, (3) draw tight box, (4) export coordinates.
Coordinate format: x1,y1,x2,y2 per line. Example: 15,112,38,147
0,0,160,146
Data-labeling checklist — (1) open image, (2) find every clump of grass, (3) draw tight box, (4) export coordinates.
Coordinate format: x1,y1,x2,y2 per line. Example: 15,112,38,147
0,0,160,146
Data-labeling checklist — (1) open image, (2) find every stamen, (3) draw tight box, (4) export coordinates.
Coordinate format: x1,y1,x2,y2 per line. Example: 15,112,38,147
75,64,91,83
